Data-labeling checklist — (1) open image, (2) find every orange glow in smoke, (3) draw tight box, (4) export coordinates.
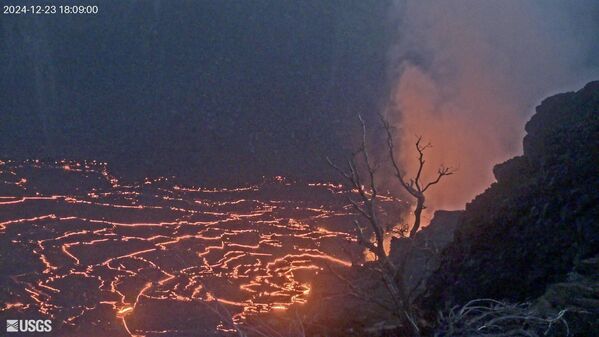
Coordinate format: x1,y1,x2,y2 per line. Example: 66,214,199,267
390,66,522,211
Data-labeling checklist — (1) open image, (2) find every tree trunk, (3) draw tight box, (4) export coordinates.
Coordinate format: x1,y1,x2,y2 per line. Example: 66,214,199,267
410,195,425,238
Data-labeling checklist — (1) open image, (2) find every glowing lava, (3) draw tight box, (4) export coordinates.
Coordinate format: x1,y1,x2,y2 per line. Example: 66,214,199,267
0,159,405,336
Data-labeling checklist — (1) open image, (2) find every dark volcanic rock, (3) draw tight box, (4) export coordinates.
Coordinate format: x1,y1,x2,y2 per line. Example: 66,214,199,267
296,210,461,337
421,81,599,314
390,210,462,293
390,210,462,259
534,255,599,337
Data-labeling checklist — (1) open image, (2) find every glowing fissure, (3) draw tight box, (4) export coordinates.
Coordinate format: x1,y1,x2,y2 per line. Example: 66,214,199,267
0,160,405,336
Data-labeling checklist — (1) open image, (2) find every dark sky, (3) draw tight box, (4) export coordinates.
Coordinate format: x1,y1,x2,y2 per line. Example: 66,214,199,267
0,1,393,184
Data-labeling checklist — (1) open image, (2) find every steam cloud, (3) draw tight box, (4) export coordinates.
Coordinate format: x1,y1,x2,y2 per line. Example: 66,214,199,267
387,0,599,211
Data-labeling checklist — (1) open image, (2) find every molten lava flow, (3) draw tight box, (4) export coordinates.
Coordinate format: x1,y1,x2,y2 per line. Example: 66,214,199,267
0,160,404,336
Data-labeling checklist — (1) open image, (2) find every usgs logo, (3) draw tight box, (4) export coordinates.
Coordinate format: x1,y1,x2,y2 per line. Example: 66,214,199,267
6,319,52,333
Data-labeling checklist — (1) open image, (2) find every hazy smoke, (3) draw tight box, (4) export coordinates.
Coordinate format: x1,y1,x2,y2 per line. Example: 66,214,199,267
387,0,599,211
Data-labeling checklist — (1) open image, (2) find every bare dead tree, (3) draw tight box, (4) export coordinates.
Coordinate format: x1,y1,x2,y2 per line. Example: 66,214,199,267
326,114,455,336
380,117,455,237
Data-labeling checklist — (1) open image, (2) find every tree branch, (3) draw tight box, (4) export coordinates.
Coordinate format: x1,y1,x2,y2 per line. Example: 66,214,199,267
422,165,456,192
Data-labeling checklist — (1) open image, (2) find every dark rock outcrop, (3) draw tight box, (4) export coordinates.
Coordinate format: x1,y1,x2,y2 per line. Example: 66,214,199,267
421,81,599,329
534,255,599,337
296,210,461,337
390,210,462,292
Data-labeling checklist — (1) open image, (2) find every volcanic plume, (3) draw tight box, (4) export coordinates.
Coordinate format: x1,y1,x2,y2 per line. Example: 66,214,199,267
387,0,599,211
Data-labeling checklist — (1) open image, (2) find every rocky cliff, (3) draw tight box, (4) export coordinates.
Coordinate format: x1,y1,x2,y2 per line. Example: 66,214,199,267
421,81,599,334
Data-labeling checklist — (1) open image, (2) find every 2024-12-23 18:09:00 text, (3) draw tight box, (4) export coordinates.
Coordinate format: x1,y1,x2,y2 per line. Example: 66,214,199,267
3,5,99,15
